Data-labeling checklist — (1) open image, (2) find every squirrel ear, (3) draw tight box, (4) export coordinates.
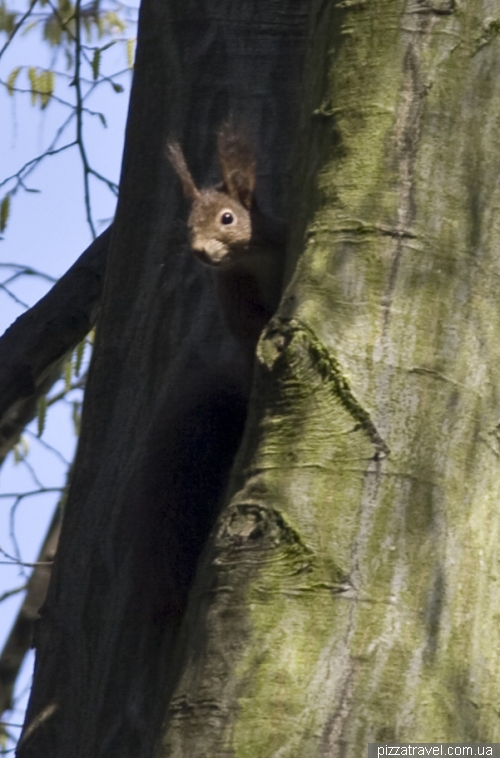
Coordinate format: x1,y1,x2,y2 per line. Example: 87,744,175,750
167,142,200,203
217,124,256,210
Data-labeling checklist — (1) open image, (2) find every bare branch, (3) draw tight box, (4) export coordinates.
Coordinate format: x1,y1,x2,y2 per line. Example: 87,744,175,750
0,226,111,466
0,546,53,568
0,508,61,719
0,586,27,604
0,0,39,63
74,0,97,237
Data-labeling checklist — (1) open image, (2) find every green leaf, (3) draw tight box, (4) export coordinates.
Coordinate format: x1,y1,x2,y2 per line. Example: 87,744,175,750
82,14,92,41
37,396,47,438
6,66,21,95
74,339,86,377
91,47,101,81
111,81,124,93
38,69,54,109
58,0,72,18
98,112,107,127
72,401,81,436
43,14,62,45
103,10,125,33
13,436,29,464
0,194,10,232
22,19,38,34
64,359,72,392
0,1,17,33
126,38,135,69
27,66,38,105
0,721,7,750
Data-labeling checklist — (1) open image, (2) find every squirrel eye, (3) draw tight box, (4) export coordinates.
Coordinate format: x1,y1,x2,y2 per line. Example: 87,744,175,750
221,211,234,225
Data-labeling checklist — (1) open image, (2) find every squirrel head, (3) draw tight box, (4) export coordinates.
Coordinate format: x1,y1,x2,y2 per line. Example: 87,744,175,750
167,125,257,268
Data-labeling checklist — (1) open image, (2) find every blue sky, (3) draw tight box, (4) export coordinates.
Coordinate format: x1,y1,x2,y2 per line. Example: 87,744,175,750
0,4,137,744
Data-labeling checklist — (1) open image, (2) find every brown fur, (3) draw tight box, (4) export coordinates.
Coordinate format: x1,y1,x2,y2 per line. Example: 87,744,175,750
167,126,286,358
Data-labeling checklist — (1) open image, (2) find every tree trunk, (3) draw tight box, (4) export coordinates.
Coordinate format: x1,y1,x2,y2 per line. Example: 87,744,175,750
18,0,500,756
17,0,309,756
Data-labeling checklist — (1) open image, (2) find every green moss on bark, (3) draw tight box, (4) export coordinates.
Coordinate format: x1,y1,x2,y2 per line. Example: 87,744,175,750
159,0,500,755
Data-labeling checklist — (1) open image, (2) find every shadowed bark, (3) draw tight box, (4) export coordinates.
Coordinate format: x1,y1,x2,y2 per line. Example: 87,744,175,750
0,509,61,719
0,227,110,465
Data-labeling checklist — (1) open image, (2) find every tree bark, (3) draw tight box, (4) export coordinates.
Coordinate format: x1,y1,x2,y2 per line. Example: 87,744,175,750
0,227,110,465
0,225,109,730
159,0,500,753
17,0,309,756
0,508,61,720
18,0,500,755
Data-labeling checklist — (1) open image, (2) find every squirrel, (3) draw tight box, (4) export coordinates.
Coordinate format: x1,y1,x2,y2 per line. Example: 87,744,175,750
127,128,288,633
167,125,287,359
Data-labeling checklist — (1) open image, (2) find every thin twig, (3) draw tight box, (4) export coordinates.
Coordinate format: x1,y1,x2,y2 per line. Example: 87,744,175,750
74,0,96,237
0,143,77,192
0,585,27,604
24,429,71,466
0,284,29,309
20,461,44,495
0,546,53,568
0,0,39,62
0,489,62,500
0,264,57,283
47,376,87,406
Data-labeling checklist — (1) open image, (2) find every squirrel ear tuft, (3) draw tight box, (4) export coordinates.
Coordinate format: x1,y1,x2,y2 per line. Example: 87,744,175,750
217,124,256,210
166,142,200,203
